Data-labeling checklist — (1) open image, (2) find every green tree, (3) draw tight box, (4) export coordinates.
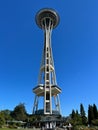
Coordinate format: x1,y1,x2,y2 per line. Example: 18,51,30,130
80,104,85,117
93,104,98,119
70,109,82,126
71,109,76,119
91,104,98,126
0,111,5,127
80,103,87,125
2,109,12,121
11,103,27,121
88,105,94,125
76,110,79,115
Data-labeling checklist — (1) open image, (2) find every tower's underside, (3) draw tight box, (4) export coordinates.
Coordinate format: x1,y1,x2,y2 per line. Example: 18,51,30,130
33,8,61,117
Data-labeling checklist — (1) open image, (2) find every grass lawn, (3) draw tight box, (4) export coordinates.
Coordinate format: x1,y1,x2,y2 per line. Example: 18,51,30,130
0,128,40,130
0,129,18,130
0,129,24,130
0,128,42,130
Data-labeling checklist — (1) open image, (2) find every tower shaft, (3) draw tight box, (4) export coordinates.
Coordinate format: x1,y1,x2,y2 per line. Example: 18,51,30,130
44,23,56,114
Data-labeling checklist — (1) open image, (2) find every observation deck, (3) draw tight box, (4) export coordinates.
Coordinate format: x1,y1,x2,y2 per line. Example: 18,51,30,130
35,8,60,29
33,84,61,96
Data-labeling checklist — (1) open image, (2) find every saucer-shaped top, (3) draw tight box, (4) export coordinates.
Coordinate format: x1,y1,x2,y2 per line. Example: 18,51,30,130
35,8,60,29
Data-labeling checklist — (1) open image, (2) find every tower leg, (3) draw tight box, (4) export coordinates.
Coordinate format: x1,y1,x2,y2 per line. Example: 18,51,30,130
54,94,60,114
33,95,39,114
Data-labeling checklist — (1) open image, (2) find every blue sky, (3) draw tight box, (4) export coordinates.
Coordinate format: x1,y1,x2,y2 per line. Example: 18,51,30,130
0,0,98,116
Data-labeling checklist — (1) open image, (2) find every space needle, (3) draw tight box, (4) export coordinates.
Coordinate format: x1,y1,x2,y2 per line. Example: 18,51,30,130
32,8,62,128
